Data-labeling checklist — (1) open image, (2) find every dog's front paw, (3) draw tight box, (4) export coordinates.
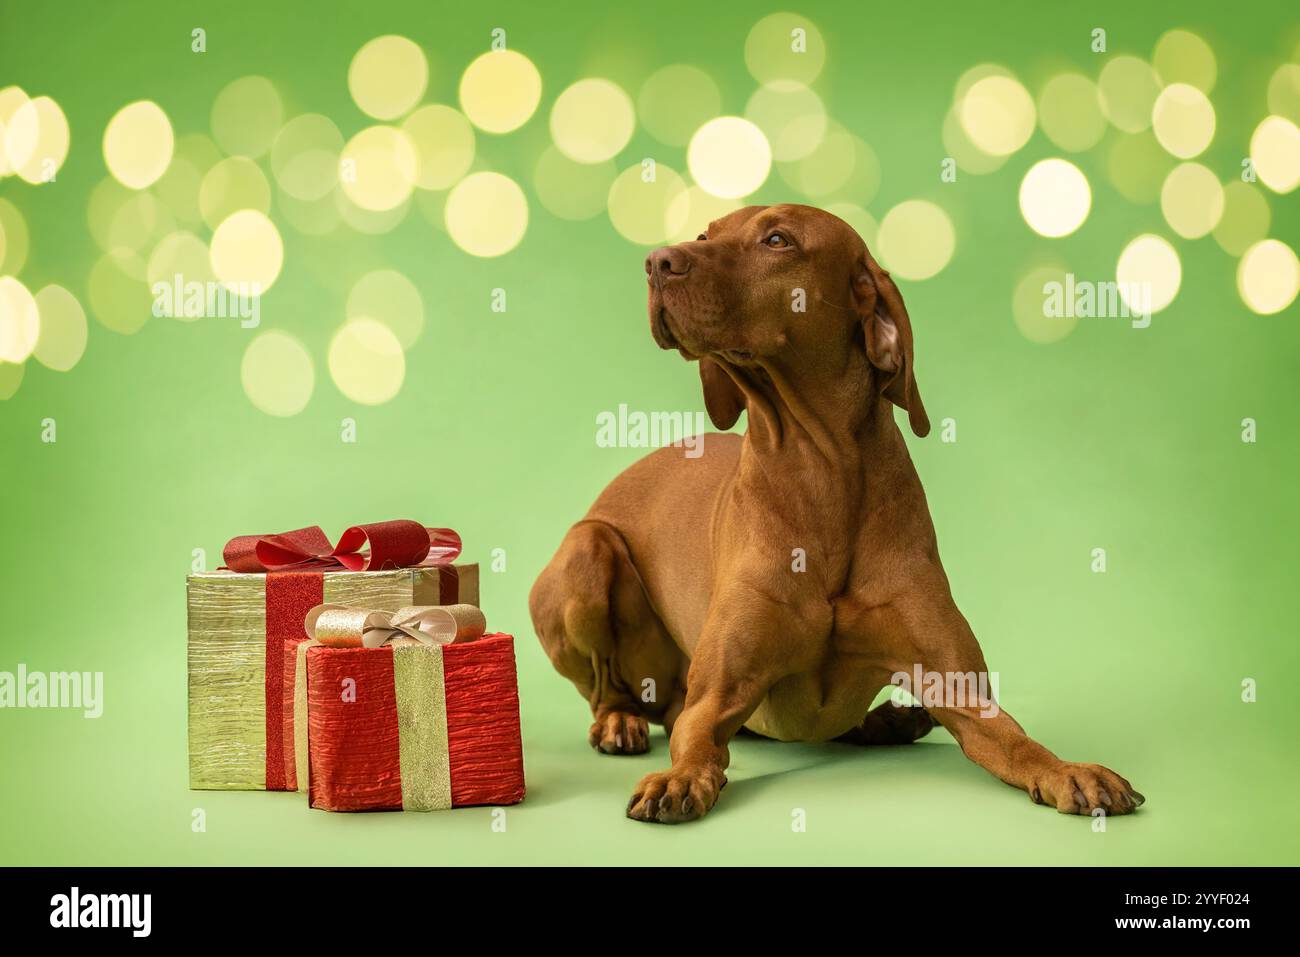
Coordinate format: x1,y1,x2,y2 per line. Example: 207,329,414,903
1029,761,1145,815
588,711,650,754
626,765,725,824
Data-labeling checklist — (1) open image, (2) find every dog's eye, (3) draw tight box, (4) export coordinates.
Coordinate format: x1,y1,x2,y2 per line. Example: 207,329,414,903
764,232,790,249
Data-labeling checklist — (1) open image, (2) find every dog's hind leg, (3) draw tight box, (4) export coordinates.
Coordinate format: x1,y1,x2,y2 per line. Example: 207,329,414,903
835,700,935,745
530,520,686,755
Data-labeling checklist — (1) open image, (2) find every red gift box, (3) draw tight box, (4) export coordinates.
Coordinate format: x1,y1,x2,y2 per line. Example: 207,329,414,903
294,631,526,811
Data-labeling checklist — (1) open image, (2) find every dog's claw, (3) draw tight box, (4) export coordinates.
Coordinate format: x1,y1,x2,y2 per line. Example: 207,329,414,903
626,766,724,824
589,711,650,755
1031,762,1143,816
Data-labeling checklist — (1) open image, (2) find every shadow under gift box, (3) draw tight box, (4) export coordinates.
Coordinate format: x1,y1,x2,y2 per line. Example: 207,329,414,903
295,634,526,811
187,564,478,790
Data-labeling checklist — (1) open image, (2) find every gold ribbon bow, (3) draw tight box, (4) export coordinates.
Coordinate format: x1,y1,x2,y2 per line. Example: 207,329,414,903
304,603,486,648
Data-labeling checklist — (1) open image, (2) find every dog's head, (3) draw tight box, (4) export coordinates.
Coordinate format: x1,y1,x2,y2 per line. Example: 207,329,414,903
646,203,929,438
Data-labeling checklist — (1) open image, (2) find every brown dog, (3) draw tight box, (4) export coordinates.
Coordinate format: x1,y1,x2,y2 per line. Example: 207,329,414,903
530,204,1144,824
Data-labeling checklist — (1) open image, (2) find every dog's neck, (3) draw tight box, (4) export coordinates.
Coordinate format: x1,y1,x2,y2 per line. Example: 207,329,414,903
723,349,903,469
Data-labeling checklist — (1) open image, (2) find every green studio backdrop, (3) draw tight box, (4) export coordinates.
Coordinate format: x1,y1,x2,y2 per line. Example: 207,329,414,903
1,0,1297,865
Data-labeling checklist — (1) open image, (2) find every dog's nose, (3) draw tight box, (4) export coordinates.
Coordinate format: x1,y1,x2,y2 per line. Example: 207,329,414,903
646,246,691,280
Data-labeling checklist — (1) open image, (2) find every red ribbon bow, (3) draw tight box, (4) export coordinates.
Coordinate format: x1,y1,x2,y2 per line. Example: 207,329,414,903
222,521,461,573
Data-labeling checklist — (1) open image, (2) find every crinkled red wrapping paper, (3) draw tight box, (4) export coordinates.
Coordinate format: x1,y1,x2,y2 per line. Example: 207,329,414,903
306,634,525,811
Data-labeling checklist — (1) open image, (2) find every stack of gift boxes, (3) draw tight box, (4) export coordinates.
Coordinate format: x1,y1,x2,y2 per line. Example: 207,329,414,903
186,520,525,812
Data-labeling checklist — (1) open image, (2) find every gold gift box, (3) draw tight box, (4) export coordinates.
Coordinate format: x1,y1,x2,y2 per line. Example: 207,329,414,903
186,564,479,790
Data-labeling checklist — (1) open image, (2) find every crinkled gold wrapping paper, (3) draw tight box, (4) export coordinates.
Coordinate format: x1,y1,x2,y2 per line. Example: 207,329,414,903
186,564,479,790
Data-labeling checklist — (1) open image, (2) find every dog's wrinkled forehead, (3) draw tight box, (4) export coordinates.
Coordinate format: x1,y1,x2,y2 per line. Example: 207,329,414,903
702,203,866,256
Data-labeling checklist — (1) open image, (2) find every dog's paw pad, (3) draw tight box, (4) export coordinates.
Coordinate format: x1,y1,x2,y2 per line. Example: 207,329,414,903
588,711,650,755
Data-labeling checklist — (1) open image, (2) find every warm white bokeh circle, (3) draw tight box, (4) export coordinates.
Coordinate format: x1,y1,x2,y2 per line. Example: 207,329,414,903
876,200,955,281
241,330,314,416
444,171,528,256
5,95,70,184
401,105,475,190
1160,163,1223,239
1116,234,1182,314
1099,56,1161,133
103,100,174,189
340,125,418,211
347,269,425,348
1151,82,1215,159
329,317,406,405
607,163,689,245
211,76,283,158
32,284,87,371
744,13,825,85
1019,159,1091,238
745,81,826,162
210,210,284,292
960,75,1036,156
349,36,428,120
1037,73,1106,152
1237,240,1298,315
550,78,635,163
0,276,40,363
459,50,542,134
688,117,772,199
1249,115,1300,194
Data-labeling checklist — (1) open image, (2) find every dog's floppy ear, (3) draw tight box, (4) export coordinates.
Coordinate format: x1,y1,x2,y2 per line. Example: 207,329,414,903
852,248,930,438
699,356,746,430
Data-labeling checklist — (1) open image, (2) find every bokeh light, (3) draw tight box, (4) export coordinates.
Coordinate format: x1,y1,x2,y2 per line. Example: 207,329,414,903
1108,131,1175,203
199,156,272,228
347,270,424,348
824,202,878,250
777,121,860,198
534,146,617,221
210,210,284,292
154,133,220,227
0,86,29,177
0,360,22,399
1037,73,1106,152
32,284,87,371
550,78,635,163
444,171,528,256
88,249,152,334
1012,265,1076,344
1236,239,1298,315
401,105,475,190
103,100,174,189
329,317,405,405
744,13,825,85
147,231,215,319
666,186,741,243
1249,115,1300,193
108,190,175,255
339,125,418,211
211,76,283,158
959,74,1036,156
5,95,70,184
1213,181,1271,256
1151,83,1215,158
1152,29,1217,92
688,117,772,199
459,50,542,134
338,191,409,235
241,330,314,416
1116,234,1181,314
942,107,1008,175
272,113,344,201
607,163,689,245
0,276,39,362
0,197,29,274
745,82,826,162
1160,163,1223,239
279,189,343,237
1019,159,1091,238
1266,64,1300,124
638,65,721,147
349,36,428,121
1099,56,1161,133
876,200,955,281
